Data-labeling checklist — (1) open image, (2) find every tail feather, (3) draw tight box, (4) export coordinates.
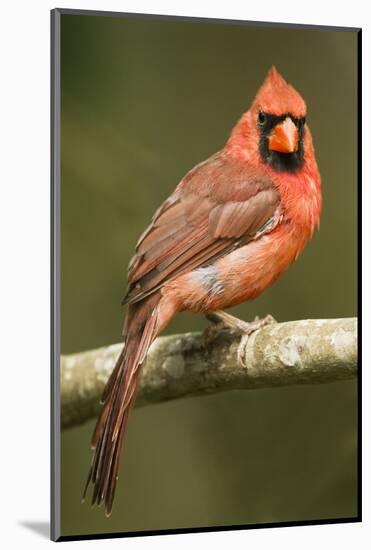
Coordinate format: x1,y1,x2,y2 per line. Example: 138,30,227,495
82,294,162,516
111,311,158,443
100,345,125,405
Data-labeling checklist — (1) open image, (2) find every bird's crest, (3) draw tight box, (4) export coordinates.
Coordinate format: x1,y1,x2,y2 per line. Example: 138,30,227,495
253,66,307,118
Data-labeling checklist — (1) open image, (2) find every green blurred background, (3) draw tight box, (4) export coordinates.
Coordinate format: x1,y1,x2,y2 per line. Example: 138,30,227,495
60,13,358,537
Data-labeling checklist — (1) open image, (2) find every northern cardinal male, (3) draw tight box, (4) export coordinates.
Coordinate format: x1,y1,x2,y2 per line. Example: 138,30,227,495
83,66,322,515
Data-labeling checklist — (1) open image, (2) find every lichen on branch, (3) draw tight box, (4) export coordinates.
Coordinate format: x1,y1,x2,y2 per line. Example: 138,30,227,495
60,317,357,429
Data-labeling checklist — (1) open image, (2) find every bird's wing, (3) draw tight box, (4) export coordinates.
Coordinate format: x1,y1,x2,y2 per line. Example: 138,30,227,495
124,152,281,305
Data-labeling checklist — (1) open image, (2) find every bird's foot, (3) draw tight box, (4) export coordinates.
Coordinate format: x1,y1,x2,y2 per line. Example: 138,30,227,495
205,310,277,365
204,314,230,342
235,314,277,366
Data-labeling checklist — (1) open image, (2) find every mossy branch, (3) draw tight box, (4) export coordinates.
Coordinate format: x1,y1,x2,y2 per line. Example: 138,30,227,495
61,317,357,429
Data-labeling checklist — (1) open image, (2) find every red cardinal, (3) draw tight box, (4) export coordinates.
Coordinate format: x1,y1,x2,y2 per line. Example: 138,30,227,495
83,66,322,515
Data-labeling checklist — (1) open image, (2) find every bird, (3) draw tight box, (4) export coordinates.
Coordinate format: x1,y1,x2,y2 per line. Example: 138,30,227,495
82,66,322,516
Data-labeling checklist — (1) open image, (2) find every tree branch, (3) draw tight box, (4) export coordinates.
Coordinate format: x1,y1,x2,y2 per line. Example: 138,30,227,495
61,317,357,429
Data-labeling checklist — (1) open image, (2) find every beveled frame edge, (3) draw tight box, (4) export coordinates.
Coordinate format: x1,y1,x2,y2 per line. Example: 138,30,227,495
51,8,61,542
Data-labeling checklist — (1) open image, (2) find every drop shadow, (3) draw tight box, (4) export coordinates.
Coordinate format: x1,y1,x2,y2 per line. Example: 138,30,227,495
18,521,50,539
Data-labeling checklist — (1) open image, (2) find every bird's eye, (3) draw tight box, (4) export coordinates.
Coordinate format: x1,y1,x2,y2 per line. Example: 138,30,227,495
258,111,267,126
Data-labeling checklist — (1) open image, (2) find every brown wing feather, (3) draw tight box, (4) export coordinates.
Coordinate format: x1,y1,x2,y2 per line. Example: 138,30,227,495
124,152,280,305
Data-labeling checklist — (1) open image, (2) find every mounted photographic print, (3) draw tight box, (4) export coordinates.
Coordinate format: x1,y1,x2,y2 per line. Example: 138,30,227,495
51,8,360,542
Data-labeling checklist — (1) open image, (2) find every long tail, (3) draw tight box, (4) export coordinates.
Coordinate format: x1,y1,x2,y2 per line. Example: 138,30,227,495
82,292,164,516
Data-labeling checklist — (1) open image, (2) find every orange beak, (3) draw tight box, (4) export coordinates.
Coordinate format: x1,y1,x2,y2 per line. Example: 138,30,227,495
268,117,299,154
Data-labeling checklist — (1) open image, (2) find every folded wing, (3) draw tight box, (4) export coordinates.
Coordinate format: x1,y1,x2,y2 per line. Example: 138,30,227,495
124,152,281,305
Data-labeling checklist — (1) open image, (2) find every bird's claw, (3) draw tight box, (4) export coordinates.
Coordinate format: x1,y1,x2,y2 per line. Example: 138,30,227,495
204,311,277,365
235,314,277,367
237,333,251,366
